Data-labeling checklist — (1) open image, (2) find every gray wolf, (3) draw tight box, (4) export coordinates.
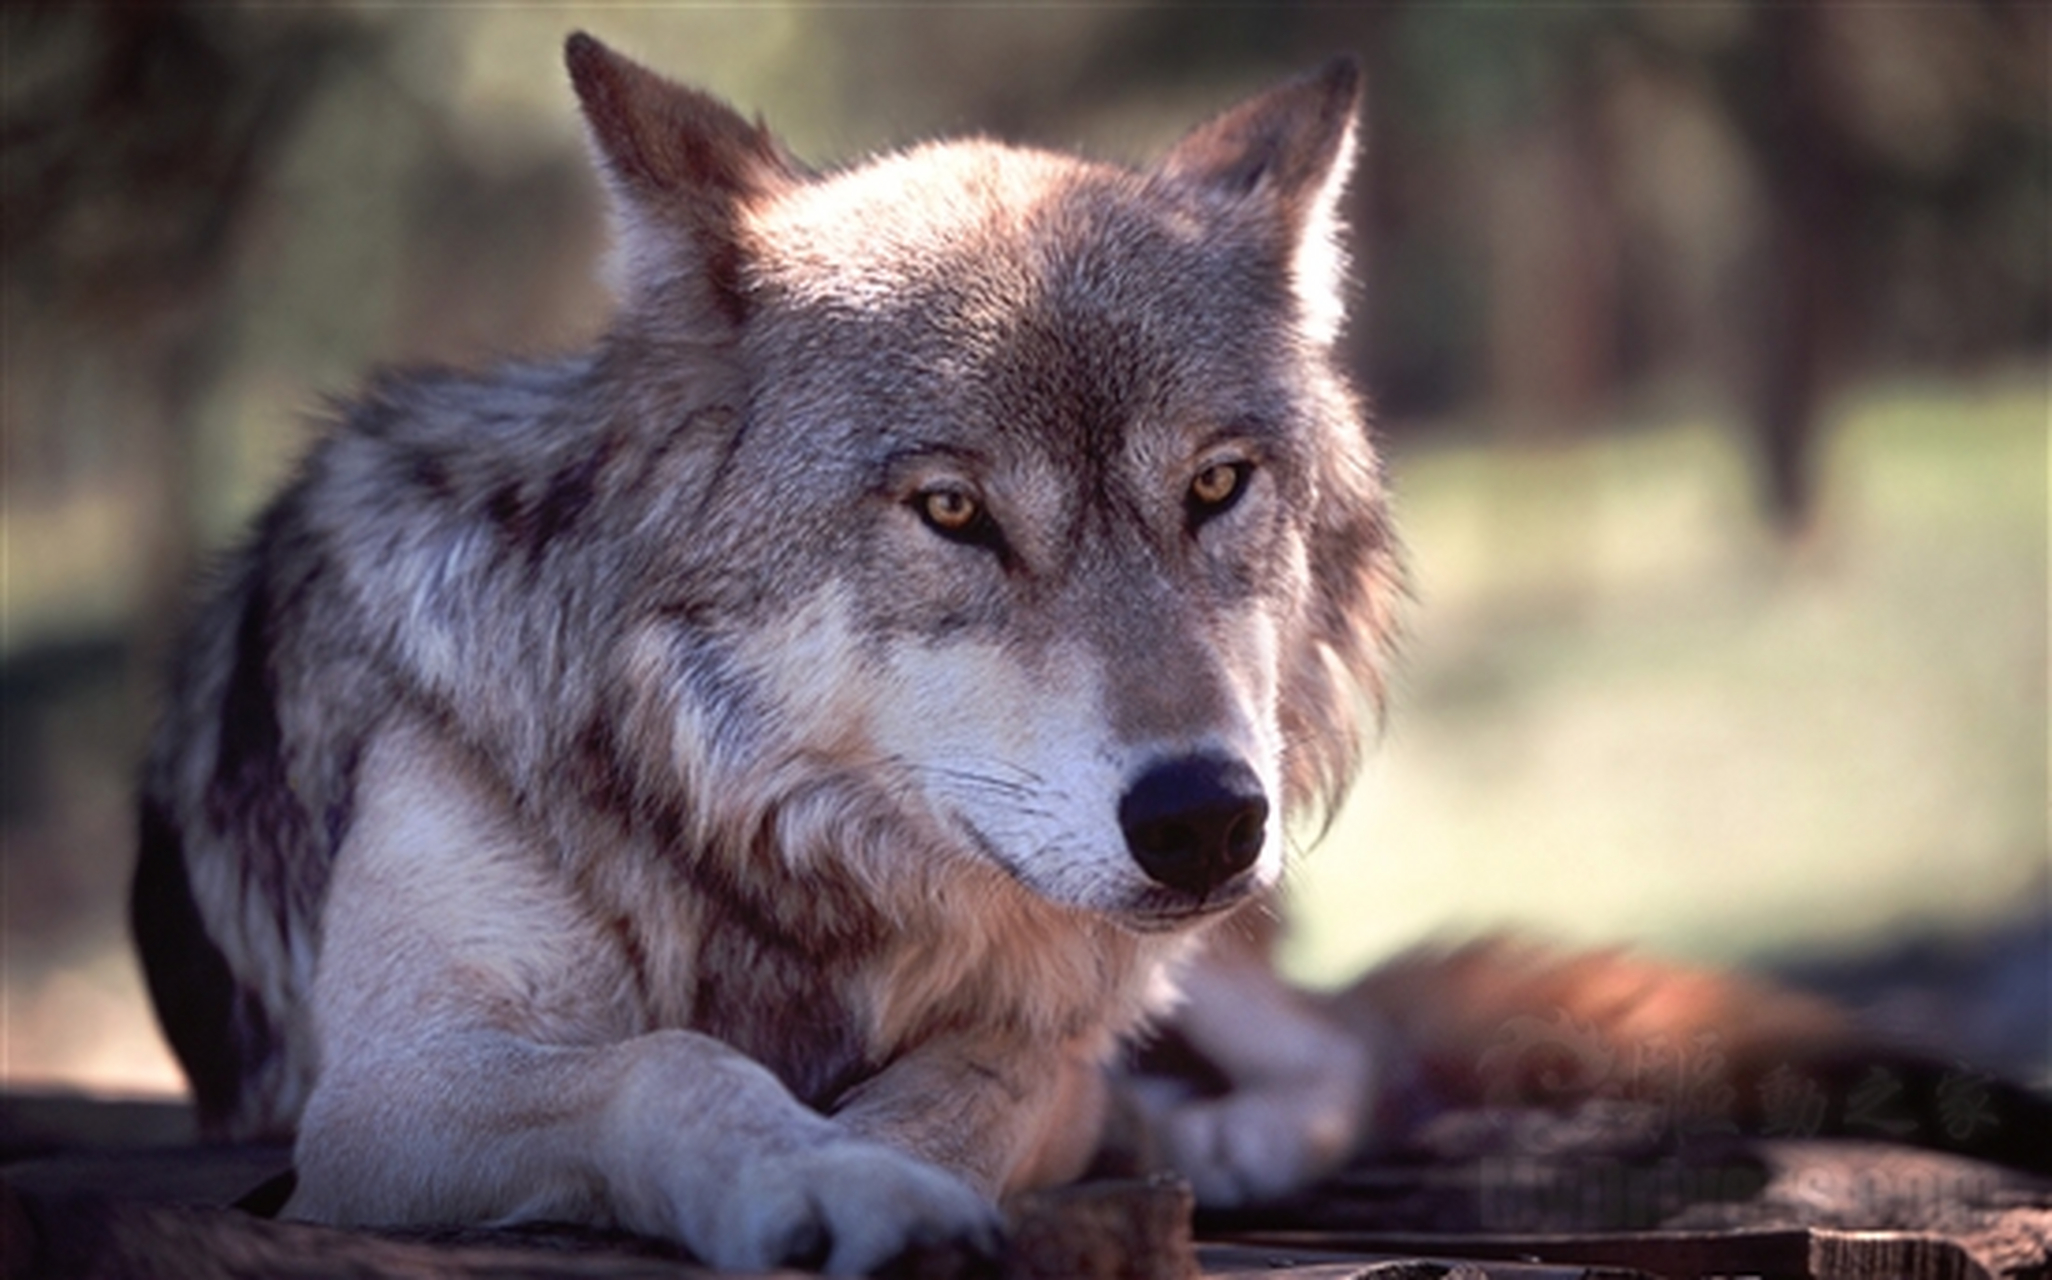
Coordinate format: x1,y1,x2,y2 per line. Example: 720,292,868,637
132,34,1402,1273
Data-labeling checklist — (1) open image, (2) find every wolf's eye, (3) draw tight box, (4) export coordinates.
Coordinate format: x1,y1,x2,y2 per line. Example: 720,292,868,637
913,485,1004,553
1187,461,1252,520
919,487,980,533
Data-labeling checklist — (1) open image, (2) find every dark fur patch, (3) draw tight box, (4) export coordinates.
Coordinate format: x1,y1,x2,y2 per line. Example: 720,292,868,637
690,908,870,1108
488,438,610,564
403,446,455,502
130,793,272,1132
208,574,285,823
204,558,320,980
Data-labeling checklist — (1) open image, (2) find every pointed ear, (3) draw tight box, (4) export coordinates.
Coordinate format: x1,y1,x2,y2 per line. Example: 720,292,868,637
564,33,801,324
1156,57,1363,344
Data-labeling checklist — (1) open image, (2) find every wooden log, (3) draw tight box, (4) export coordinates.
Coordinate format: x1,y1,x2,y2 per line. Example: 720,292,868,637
1207,1228,1993,1280
3,1181,719,1279
0,1172,1200,1280
1004,1177,1198,1280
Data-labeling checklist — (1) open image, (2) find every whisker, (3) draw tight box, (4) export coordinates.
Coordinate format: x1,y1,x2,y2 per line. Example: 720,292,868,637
894,757,1053,800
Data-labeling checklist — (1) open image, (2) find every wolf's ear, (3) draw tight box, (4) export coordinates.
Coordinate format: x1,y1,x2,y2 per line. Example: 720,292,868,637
565,32,801,325
1156,58,1363,345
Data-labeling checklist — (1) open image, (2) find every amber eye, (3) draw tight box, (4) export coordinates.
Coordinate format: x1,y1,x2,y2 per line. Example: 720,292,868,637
918,487,981,534
913,484,1008,556
1188,460,1250,516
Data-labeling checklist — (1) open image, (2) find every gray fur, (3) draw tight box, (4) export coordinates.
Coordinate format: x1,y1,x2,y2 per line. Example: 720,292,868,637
134,36,1400,1271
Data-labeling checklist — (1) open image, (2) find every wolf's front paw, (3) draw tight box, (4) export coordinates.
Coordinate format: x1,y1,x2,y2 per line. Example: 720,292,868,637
704,1138,1003,1275
1152,1086,1360,1207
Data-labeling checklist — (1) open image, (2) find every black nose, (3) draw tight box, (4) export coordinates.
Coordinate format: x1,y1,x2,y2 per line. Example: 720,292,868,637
1118,755,1269,896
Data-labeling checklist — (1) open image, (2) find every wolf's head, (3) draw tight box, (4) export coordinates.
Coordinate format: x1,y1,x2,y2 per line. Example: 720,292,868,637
569,36,1401,932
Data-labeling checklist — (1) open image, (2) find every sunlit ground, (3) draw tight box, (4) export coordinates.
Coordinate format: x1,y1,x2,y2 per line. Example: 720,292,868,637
1285,370,2049,985
2,371,2045,1098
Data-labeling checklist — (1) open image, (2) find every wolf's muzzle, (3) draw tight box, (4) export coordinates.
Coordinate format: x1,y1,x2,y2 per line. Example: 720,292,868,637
1118,755,1268,897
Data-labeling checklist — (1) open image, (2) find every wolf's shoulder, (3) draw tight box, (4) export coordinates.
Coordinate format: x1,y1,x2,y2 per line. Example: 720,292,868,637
281,352,653,566
317,355,602,486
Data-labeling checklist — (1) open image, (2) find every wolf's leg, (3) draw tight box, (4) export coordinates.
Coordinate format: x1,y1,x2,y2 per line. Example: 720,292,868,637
830,1033,1112,1198
1145,928,1374,1206
289,1028,1000,1273
286,717,999,1275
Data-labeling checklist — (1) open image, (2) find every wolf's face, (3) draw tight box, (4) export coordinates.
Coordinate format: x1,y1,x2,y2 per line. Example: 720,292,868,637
574,46,1399,930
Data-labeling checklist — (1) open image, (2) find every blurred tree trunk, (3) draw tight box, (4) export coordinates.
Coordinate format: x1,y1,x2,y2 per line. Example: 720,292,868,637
1485,75,1622,439
1743,3,1856,535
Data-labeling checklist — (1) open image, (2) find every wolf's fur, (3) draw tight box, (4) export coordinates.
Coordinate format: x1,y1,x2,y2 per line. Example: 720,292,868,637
133,35,1401,1273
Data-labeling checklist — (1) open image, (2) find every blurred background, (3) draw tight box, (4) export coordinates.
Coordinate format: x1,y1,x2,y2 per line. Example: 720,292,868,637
3,3,2046,1103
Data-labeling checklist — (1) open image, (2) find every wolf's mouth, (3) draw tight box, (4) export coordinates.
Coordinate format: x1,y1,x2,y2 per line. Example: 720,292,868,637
1115,877,1265,934
946,812,1257,931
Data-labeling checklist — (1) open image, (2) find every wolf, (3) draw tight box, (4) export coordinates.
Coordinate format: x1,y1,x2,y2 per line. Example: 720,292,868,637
132,34,1403,1273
